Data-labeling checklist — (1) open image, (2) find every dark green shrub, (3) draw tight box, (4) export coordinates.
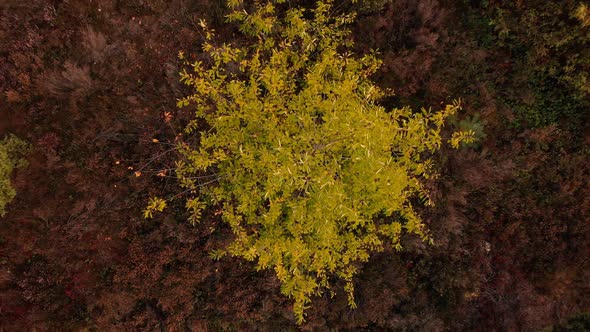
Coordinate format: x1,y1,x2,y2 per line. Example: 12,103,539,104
490,0,590,129
546,312,590,332
448,113,486,148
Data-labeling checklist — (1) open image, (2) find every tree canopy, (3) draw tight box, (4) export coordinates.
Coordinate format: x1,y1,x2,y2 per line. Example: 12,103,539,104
146,0,473,323
0,135,29,217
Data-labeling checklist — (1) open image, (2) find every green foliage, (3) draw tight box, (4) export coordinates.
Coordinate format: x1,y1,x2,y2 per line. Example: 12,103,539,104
0,134,29,217
489,0,590,129
507,70,588,129
460,1,496,48
143,196,167,219
173,0,472,323
449,114,486,148
545,311,590,332
352,0,393,13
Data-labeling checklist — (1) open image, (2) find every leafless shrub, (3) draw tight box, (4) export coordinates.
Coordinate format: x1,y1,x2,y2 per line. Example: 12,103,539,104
0,0,41,10
42,61,93,99
42,5,57,22
355,0,449,97
82,27,109,63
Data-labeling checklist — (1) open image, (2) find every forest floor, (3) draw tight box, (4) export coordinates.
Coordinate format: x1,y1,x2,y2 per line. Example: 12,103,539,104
1,0,589,330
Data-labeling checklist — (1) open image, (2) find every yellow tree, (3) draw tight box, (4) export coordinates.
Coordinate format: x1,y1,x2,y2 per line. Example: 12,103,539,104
0,135,29,217
147,0,473,323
